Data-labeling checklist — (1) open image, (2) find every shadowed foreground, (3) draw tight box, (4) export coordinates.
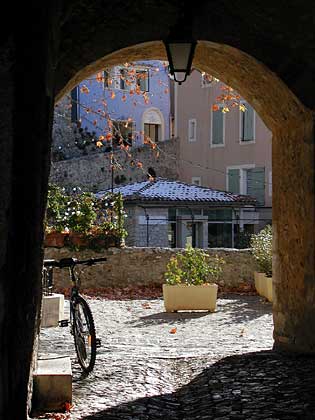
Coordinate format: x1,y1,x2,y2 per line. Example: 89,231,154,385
82,351,315,420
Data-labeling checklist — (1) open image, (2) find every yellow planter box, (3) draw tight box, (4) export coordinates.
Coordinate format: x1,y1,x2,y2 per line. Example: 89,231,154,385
265,276,273,302
254,271,273,302
163,283,218,312
254,272,264,295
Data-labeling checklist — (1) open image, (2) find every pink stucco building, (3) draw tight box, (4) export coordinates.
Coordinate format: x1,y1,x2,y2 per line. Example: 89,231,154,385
174,69,272,236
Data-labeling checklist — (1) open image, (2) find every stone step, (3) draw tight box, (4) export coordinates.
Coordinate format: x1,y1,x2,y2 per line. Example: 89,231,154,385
32,355,72,413
41,293,65,327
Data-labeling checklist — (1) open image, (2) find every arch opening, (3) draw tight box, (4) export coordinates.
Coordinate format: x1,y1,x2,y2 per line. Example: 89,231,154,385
53,39,315,355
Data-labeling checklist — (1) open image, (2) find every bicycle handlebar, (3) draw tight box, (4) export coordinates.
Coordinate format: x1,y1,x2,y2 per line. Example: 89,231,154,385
44,257,107,269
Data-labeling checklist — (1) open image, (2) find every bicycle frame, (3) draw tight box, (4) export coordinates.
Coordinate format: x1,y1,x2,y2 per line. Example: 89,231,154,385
68,265,81,334
42,256,106,373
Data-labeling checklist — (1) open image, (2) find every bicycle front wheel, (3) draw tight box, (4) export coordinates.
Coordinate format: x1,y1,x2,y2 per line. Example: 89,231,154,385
72,295,97,373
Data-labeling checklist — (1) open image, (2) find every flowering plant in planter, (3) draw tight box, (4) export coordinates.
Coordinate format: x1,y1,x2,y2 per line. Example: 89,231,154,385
94,192,128,242
45,184,69,233
65,191,97,234
45,185,128,249
163,246,225,312
250,225,273,302
250,224,272,277
165,246,225,286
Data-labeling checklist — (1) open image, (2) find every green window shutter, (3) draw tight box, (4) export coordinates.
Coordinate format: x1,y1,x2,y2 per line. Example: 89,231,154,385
247,167,265,205
242,104,254,141
228,169,240,194
212,110,224,144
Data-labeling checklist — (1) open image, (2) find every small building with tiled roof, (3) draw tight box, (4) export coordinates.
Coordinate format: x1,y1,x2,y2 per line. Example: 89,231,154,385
96,178,259,248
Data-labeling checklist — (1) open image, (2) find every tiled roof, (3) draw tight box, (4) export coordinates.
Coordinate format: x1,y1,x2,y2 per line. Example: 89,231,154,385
96,178,257,205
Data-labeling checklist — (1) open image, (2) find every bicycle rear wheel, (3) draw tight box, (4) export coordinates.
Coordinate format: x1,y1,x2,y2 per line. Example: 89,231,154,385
72,295,97,373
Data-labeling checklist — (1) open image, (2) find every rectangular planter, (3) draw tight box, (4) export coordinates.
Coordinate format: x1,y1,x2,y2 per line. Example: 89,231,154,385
254,271,273,302
265,276,273,302
254,272,264,296
163,283,218,312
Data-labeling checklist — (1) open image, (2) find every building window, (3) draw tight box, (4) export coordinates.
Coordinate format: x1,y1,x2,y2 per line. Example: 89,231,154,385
206,208,235,248
191,177,201,186
188,118,197,142
211,107,224,146
144,123,160,143
119,68,128,90
205,208,233,221
104,70,110,88
168,223,176,248
105,66,150,91
136,70,149,92
142,108,164,144
240,102,255,142
227,165,265,205
112,120,134,147
208,223,232,248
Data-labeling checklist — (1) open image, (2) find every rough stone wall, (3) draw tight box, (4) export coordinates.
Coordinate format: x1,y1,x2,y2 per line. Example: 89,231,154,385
49,137,179,192
44,247,256,290
124,206,137,246
132,207,169,247
52,96,89,161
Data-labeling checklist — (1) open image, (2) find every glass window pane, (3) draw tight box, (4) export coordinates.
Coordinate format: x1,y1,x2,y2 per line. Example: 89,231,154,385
208,223,232,247
212,110,224,144
168,223,176,248
168,208,176,221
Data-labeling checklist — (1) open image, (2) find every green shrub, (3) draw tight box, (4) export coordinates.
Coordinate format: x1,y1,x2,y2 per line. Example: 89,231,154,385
65,192,97,233
164,246,225,285
250,224,272,277
46,184,68,232
94,192,128,240
46,185,127,242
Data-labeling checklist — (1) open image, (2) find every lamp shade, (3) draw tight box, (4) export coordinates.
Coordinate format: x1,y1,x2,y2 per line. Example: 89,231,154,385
164,41,196,84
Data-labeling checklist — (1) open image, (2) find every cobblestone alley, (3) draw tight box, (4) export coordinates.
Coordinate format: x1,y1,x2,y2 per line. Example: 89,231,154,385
37,294,315,419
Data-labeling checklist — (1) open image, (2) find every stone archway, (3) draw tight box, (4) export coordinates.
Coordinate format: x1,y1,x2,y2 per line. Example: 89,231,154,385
3,4,315,419
56,40,315,354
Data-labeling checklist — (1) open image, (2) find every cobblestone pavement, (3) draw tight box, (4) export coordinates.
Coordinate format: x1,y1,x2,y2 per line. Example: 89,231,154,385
37,294,315,419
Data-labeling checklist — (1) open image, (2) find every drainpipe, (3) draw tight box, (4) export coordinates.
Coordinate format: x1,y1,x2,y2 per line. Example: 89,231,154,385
139,206,149,247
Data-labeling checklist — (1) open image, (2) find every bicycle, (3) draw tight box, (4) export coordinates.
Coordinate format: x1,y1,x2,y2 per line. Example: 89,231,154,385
43,256,107,373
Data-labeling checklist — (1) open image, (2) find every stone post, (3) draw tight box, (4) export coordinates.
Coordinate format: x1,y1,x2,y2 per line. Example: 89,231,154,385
273,117,315,352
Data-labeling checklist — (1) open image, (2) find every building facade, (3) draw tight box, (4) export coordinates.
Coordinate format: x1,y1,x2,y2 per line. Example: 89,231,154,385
175,70,272,232
51,60,175,191
71,60,172,148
